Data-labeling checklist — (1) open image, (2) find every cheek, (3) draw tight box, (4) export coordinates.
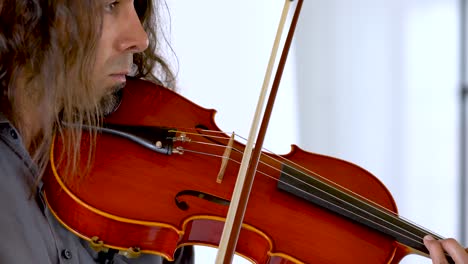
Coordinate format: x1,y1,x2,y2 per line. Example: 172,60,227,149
93,44,108,73
96,15,115,71
92,47,112,91
95,25,115,74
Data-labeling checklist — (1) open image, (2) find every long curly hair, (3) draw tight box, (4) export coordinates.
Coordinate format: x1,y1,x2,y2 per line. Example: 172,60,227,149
0,0,175,183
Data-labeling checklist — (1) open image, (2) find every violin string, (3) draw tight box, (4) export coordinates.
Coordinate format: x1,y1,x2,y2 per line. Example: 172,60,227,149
181,143,432,249
183,130,434,231
172,129,444,247
181,129,399,215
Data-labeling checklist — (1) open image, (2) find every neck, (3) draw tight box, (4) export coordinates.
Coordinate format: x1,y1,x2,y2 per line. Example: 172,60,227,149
277,163,453,261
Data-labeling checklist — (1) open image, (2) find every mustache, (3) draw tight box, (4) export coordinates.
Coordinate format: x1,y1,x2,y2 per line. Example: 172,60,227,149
107,55,134,75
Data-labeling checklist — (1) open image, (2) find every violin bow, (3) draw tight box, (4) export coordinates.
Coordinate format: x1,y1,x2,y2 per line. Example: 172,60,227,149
215,0,304,263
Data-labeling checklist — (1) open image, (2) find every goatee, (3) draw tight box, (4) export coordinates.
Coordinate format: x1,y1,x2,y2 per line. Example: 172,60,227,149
99,82,125,116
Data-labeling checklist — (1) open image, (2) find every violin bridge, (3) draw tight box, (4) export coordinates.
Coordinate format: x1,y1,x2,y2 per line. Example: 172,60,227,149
217,132,235,183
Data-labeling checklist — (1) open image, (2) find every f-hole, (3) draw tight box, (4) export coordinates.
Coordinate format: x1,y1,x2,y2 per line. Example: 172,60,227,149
175,190,230,211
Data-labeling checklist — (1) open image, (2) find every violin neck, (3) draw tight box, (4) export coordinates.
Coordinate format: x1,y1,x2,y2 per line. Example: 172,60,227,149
277,164,444,257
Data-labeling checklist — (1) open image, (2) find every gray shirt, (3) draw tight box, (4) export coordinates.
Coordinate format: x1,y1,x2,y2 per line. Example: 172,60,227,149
0,114,191,264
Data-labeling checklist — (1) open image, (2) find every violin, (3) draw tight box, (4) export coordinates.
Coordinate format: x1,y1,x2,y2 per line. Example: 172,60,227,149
43,77,454,263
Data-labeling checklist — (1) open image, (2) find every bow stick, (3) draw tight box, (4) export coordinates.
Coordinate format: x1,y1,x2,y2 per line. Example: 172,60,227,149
215,0,304,263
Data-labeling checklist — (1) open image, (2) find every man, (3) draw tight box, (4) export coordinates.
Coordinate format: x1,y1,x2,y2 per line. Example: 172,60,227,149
0,0,192,263
1,0,466,263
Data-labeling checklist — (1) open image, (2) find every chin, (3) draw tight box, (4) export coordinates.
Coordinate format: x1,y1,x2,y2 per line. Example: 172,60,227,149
99,83,124,116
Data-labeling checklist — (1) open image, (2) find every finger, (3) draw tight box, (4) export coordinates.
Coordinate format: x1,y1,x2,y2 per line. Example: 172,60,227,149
439,238,468,264
424,235,449,264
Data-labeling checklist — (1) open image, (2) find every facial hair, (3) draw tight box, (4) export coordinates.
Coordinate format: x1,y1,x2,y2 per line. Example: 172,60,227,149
98,82,125,116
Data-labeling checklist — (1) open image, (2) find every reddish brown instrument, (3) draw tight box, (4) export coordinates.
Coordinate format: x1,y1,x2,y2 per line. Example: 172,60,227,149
43,78,422,263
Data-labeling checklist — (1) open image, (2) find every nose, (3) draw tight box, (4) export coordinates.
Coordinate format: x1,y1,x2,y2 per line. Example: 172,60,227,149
117,7,149,53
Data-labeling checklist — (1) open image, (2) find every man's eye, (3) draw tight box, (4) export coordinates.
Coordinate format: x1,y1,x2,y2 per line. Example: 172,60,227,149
105,1,119,12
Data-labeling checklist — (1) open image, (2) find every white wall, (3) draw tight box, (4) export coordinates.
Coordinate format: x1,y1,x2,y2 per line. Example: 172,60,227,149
165,0,460,263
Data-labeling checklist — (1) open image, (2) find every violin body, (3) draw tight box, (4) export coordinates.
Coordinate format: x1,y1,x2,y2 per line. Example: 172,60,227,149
43,78,418,263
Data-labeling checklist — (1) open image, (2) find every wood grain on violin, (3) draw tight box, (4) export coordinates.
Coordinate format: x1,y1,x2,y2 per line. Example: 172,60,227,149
43,78,453,264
